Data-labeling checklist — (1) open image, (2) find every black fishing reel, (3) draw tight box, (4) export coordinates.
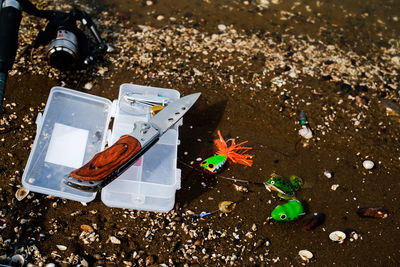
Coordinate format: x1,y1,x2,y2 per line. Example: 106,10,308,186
33,7,113,70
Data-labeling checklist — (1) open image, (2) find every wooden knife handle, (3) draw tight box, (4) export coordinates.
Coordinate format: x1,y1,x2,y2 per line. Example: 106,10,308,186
70,135,142,181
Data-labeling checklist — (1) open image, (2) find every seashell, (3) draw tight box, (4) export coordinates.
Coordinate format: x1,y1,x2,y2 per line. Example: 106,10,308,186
344,229,359,241
357,207,389,218
10,254,25,266
331,184,339,191
298,127,313,139
80,224,94,233
298,250,313,261
15,187,29,201
362,160,374,170
233,184,248,193
194,240,202,246
349,232,359,242
108,236,121,244
218,201,236,213
56,245,67,251
301,213,325,231
83,82,93,90
323,170,333,178
329,231,346,243
218,24,227,31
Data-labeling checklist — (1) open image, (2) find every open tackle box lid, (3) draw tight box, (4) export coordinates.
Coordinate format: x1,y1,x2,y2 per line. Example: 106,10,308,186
22,84,182,212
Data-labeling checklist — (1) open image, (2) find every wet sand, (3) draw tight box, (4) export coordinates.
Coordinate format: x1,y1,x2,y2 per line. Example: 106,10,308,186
0,0,399,266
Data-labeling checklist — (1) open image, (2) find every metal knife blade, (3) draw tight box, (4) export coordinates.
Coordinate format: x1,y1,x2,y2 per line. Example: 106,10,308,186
63,92,201,192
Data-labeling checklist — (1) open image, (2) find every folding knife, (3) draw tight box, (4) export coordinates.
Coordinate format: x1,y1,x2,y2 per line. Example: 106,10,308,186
63,92,201,192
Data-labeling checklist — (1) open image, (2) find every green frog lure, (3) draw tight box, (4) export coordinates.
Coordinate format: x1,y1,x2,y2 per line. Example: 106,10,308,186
264,173,303,200
271,199,306,221
200,130,253,174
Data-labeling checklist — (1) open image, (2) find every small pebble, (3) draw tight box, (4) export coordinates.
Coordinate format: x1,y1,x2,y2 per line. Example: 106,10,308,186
56,245,67,251
331,184,339,191
362,160,374,170
323,170,333,178
83,82,93,90
218,24,227,31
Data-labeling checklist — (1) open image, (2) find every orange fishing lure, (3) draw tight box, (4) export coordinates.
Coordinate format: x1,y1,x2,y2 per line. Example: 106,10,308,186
200,130,253,174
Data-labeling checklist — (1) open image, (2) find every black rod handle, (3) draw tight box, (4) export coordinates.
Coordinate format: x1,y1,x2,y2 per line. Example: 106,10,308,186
0,5,22,111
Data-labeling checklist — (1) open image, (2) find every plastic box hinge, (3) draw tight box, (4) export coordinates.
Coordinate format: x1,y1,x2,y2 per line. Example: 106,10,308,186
110,99,118,118
175,168,181,190
106,129,113,147
105,100,119,147
35,112,43,132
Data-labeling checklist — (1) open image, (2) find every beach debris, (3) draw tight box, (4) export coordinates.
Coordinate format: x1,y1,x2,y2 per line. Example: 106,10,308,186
301,213,326,231
298,127,313,139
331,184,339,191
199,201,237,218
357,207,389,218
298,250,313,262
56,245,67,251
299,111,309,126
80,224,94,233
200,130,253,174
216,175,265,185
329,231,346,243
270,200,305,221
233,183,249,192
264,173,303,200
380,99,400,122
15,187,29,201
108,236,121,244
298,111,313,139
83,82,93,90
344,229,359,241
323,170,333,178
218,24,227,31
10,254,25,266
362,160,374,170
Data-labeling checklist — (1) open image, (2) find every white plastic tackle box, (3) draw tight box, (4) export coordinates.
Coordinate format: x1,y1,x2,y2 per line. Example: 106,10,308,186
22,84,182,212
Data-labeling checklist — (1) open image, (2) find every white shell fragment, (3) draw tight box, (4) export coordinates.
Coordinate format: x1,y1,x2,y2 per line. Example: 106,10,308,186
331,184,339,191
56,245,67,251
15,187,29,201
218,24,227,31
298,127,313,139
329,231,346,243
348,231,359,242
298,250,313,261
109,236,121,244
362,160,374,170
233,183,249,193
323,170,333,178
83,82,93,90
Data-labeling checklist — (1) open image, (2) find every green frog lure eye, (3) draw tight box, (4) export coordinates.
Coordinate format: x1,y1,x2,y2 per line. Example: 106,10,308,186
271,200,306,221
200,130,253,174
264,173,303,200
